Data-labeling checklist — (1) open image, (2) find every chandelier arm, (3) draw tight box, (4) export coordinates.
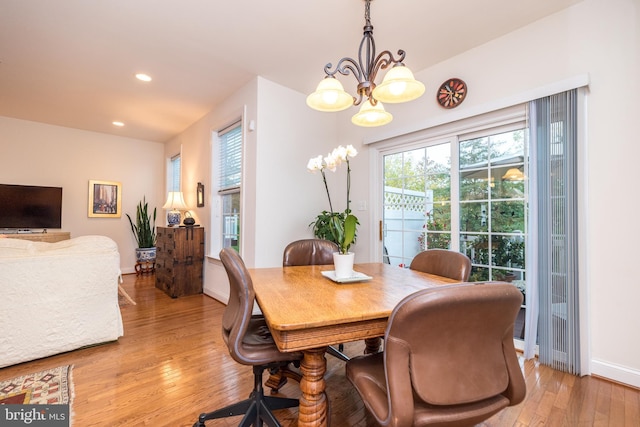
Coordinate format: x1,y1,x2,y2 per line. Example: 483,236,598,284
369,49,407,86
324,57,364,83
359,26,375,82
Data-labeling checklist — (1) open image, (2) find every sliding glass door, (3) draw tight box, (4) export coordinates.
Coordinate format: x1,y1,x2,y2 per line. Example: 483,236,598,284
381,127,528,339
382,142,452,268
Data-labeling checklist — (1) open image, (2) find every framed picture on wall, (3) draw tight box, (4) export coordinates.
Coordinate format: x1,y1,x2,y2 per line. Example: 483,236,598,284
88,180,122,218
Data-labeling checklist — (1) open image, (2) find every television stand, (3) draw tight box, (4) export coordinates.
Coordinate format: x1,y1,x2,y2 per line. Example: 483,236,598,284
2,231,70,243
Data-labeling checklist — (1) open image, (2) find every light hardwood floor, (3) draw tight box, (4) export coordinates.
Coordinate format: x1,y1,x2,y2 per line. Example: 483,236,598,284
1,274,638,426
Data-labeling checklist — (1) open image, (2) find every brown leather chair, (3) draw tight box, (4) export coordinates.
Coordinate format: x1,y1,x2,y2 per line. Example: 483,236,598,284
282,239,350,362
409,249,472,282
194,248,303,427
346,282,526,427
282,238,338,267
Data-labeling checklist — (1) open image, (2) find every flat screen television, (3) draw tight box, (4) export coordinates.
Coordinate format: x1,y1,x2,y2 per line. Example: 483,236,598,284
0,184,63,230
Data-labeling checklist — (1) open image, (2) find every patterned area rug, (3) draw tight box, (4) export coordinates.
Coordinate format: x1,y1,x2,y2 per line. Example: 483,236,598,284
0,365,73,405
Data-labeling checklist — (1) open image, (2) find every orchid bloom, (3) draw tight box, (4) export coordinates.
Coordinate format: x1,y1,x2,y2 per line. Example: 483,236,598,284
345,144,358,158
307,155,324,172
332,145,347,164
324,153,338,172
331,145,358,163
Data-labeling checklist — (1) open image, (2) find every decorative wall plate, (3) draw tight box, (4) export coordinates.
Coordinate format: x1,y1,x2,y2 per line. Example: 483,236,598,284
437,78,467,109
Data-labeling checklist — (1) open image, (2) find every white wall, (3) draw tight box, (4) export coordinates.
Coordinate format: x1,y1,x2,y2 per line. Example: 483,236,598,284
0,116,165,272
334,0,640,388
254,78,338,267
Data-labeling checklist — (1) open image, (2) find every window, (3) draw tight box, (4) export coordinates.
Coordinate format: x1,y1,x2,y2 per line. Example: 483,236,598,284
382,143,452,267
382,127,527,277
215,121,242,253
459,129,527,284
379,109,527,340
169,154,181,192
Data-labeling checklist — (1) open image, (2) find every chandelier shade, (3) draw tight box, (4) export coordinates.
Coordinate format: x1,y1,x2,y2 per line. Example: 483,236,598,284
351,99,393,127
372,65,425,103
307,0,424,127
306,77,354,112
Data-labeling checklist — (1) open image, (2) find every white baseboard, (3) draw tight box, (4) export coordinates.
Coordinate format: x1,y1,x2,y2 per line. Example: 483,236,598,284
591,359,640,389
203,287,227,304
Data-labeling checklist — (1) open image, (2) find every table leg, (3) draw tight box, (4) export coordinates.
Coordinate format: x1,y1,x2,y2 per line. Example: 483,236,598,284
364,337,382,354
298,347,329,427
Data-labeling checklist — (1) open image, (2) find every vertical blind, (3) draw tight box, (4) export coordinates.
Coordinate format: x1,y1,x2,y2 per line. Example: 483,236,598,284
218,122,242,192
527,90,580,374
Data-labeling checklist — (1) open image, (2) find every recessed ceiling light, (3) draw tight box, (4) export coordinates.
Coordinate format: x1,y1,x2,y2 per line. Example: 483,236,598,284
135,73,152,82
112,121,125,127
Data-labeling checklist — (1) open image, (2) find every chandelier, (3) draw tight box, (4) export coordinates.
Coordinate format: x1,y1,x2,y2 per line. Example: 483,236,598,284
306,0,425,127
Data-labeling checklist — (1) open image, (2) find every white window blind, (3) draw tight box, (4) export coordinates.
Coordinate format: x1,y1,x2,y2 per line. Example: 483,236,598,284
217,121,242,252
170,154,181,192
218,123,242,193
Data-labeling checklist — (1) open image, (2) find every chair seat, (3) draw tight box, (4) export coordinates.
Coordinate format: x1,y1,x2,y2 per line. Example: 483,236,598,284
235,316,301,365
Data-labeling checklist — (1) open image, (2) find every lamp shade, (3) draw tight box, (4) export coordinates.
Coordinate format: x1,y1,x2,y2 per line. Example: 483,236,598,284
162,191,188,210
372,65,425,104
351,99,393,127
162,192,188,226
306,77,354,112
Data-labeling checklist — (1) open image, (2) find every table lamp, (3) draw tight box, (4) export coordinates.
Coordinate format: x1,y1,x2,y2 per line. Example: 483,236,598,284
162,191,188,226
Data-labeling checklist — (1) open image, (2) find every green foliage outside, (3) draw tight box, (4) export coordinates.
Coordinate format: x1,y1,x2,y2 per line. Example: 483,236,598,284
385,130,527,282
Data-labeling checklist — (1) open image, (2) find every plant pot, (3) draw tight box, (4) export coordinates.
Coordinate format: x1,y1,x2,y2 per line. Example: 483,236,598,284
135,247,157,263
333,252,355,279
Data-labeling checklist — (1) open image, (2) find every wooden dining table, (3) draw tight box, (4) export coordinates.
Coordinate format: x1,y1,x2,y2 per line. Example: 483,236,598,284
249,262,460,427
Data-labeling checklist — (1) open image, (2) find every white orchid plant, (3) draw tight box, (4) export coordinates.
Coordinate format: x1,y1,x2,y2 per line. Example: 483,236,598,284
307,145,359,254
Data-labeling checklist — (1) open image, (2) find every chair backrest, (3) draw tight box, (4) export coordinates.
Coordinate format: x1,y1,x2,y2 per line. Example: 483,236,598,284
219,247,286,366
409,249,472,281
383,282,526,425
282,239,338,266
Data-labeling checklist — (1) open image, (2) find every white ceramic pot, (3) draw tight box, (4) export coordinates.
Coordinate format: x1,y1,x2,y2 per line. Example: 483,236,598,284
333,252,355,279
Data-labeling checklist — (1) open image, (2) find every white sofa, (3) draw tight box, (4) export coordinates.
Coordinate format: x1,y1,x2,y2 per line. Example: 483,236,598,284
0,235,124,368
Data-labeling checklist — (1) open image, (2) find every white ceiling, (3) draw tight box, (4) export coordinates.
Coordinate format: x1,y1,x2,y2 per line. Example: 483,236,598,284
0,0,583,142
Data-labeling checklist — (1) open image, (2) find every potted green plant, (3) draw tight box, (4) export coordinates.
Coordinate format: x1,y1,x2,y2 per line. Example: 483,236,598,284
307,145,359,278
126,197,157,264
